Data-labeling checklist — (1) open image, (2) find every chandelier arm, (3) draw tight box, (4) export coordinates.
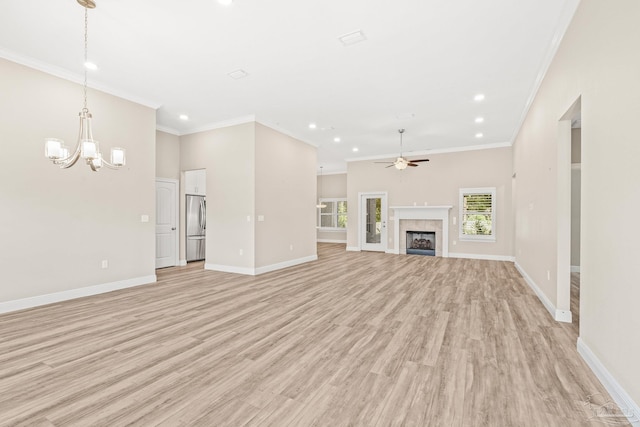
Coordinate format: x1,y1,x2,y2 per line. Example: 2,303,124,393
101,159,122,170
56,145,82,168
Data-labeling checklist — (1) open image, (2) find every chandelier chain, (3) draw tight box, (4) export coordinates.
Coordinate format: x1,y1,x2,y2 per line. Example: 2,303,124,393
83,6,88,112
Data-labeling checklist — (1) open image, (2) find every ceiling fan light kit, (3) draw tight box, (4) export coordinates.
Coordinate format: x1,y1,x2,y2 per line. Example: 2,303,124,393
375,129,429,170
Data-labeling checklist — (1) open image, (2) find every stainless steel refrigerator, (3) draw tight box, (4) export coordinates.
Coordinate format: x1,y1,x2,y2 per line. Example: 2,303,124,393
186,195,206,262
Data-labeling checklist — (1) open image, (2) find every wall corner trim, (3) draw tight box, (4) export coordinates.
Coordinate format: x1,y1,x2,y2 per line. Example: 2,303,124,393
514,262,572,323
206,254,318,276
0,275,158,315
577,338,640,427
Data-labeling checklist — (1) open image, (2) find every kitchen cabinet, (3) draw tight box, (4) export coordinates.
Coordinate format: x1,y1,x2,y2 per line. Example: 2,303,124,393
185,169,206,195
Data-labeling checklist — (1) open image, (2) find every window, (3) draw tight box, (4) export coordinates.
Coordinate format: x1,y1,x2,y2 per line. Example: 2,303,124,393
318,198,347,229
459,188,495,241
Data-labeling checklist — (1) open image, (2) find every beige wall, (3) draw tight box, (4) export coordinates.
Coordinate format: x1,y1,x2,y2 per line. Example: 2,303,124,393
571,166,581,267
255,123,317,267
178,122,316,272
317,173,347,242
156,131,180,180
513,0,640,404
180,123,256,269
0,58,156,303
347,147,513,258
571,128,582,164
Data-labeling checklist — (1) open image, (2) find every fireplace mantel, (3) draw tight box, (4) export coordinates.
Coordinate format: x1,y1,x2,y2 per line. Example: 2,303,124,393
390,206,453,256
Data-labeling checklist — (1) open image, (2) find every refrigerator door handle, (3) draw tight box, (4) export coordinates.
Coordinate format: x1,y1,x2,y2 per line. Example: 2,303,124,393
200,199,206,231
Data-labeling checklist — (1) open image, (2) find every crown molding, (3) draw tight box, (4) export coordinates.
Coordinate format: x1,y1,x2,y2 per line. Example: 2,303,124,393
346,141,512,162
0,47,162,110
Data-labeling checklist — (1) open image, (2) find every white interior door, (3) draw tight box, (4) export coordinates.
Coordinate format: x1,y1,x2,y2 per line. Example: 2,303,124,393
156,179,178,268
360,192,387,252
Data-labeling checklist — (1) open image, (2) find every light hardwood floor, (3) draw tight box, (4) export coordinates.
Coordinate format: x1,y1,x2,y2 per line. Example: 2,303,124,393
0,244,629,426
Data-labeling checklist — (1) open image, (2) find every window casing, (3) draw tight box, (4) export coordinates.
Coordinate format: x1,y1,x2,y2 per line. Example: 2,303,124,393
459,188,496,241
318,198,347,230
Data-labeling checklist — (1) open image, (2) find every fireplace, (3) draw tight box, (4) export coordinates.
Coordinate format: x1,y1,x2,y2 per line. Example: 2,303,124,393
406,231,436,256
391,206,452,256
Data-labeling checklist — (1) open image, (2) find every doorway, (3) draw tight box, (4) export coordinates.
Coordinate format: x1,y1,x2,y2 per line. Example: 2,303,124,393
155,178,179,268
359,192,387,252
557,96,581,325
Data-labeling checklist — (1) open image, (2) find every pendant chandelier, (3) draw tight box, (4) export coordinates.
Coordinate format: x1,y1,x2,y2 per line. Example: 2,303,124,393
44,0,126,172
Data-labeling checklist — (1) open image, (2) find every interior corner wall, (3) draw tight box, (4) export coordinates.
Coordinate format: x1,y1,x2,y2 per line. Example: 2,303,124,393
254,123,317,268
346,147,513,258
512,0,640,406
156,130,181,180
0,58,156,304
179,123,256,270
317,173,348,242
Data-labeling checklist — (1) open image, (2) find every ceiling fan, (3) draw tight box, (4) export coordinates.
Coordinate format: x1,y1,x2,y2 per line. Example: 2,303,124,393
375,129,430,170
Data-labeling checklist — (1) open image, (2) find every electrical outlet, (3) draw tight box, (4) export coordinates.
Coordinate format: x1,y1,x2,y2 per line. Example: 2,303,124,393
453,240,457,245
547,270,551,280
101,260,108,269
140,215,149,223
239,249,243,256
289,244,293,251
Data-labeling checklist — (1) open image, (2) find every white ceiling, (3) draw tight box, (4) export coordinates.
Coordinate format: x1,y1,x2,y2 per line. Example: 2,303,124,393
0,0,578,173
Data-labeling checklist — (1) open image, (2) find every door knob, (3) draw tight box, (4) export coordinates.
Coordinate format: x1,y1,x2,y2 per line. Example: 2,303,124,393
171,227,176,230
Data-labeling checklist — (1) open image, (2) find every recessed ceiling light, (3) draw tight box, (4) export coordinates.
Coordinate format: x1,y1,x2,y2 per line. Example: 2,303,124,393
218,0,233,5
334,137,341,143
179,114,189,121
475,117,484,123
475,132,483,138
474,94,485,102
309,123,317,129
228,69,248,79
338,30,367,46
84,61,98,71
352,147,359,152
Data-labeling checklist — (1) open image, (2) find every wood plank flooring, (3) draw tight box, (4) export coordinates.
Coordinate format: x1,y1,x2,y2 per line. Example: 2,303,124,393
0,244,629,426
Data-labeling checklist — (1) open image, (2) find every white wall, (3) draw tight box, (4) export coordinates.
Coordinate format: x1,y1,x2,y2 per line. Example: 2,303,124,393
346,146,513,258
513,0,640,408
0,58,156,305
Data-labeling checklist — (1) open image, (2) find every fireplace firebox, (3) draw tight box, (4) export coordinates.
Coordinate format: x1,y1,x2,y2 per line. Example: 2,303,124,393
406,231,436,256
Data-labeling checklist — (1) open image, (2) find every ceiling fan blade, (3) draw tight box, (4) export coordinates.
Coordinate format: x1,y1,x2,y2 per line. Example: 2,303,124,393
409,159,430,163
385,164,395,168
407,163,419,167
374,161,394,164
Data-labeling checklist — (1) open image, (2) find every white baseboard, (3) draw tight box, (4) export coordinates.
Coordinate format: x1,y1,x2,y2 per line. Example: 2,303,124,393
449,252,515,262
0,275,157,315
346,246,360,252
386,249,400,254
254,255,318,275
178,259,187,266
206,254,318,276
317,239,347,244
514,262,572,323
577,338,640,426
571,265,581,273
205,263,255,275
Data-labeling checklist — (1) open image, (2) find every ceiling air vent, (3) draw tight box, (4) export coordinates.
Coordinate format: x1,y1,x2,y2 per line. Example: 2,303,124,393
338,30,366,47
228,69,249,80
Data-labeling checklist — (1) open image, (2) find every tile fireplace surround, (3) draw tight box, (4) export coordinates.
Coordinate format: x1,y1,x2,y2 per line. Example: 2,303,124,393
390,206,453,256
